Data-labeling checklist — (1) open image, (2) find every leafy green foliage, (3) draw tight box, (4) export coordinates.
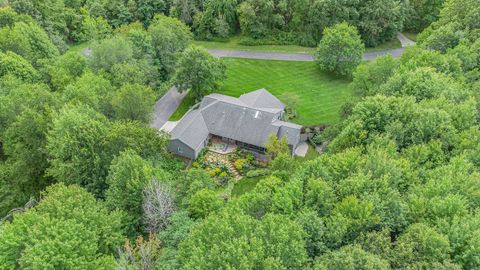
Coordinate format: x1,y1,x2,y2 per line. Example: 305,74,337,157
0,21,59,66
0,51,39,82
46,104,110,197
111,84,156,124
177,210,307,269
148,14,193,79
314,244,390,270
105,150,154,236
316,23,365,77
174,45,226,100
188,188,223,219
0,183,123,269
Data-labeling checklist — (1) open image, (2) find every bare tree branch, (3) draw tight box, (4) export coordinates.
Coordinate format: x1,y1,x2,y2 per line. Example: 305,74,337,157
142,180,175,233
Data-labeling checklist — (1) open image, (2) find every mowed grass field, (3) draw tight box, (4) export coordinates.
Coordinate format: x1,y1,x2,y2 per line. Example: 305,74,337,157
170,58,353,126
193,35,401,54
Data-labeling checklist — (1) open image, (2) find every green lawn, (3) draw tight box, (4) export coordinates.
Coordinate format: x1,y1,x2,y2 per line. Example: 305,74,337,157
193,35,316,54
67,41,93,54
231,176,262,198
171,58,352,126
194,35,401,54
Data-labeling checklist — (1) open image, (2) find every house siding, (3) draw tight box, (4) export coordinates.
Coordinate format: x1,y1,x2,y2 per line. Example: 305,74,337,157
168,139,196,160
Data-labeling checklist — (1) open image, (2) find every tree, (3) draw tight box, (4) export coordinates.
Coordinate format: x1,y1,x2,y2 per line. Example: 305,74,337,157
418,22,463,53
237,0,287,39
315,23,365,77
265,133,290,161
392,223,452,268
117,234,162,270
143,179,175,232
188,188,223,219
173,45,226,101
313,244,390,270
62,72,114,115
104,120,172,165
193,0,238,39
0,21,59,65
148,14,192,79
357,0,406,47
0,51,39,82
111,83,156,124
404,0,445,32
46,104,110,197
47,50,87,90
74,7,112,42
176,211,307,269
295,208,328,259
156,210,196,269
0,108,54,216
9,0,68,50
0,183,123,269
89,35,134,73
351,54,399,97
378,67,466,102
105,149,154,237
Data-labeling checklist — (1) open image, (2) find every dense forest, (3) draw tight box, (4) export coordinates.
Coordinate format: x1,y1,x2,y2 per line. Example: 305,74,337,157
1,0,445,49
1,0,480,269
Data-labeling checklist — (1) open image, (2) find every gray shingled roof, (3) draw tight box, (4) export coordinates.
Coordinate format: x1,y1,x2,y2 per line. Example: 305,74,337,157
239,88,285,111
170,109,209,152
169,89,301,152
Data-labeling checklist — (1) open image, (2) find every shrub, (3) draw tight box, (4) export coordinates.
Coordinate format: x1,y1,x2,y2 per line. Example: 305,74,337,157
246,169,270,178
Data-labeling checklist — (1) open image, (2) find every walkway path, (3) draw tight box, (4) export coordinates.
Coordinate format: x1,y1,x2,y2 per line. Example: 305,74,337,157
397,32,416,47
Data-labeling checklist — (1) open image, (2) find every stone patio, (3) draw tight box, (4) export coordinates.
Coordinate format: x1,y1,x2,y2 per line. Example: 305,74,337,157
208,137,237,154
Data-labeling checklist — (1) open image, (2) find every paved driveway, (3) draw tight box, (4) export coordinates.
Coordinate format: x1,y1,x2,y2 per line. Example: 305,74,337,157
208,49,315,61
209,48,406,62
151,86,186,129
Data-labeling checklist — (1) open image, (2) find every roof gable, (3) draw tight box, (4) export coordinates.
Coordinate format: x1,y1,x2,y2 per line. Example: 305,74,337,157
239,88,285,110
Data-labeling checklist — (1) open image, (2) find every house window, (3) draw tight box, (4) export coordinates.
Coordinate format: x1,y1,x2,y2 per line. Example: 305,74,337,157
177,147,183,153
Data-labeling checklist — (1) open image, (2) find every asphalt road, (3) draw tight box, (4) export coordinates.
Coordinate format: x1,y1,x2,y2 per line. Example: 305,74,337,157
208,48,406,62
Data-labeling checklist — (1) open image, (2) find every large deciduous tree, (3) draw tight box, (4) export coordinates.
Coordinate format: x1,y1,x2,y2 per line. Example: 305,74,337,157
111,83,156,124
148,14,192,79
46,104,110,197
173,45,226,101
315,23,365,77
0,183,124,269
105,149,154,237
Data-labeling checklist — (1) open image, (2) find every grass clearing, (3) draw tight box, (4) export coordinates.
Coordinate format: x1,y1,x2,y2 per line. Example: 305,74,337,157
193,35,316,54
231,176,262,198
67,41,92,55
194,35,402,54
171,58,352,126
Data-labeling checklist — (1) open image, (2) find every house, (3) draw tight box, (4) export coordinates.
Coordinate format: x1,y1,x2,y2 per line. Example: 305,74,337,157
166,88,302,159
